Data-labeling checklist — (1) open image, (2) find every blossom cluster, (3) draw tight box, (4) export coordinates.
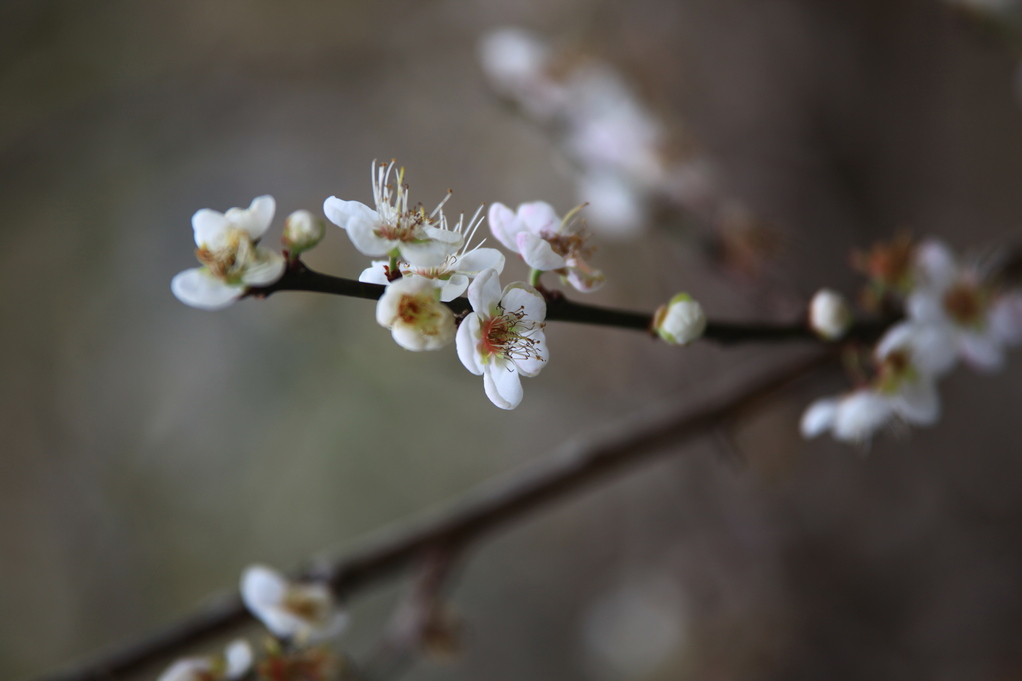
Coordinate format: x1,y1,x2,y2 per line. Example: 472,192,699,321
173,161,703,411
801,237,1022,444
157,565,346,681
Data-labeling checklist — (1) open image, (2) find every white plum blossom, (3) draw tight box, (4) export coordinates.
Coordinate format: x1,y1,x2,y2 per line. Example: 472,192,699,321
801,321,955,444
488,201,605,292
653,293,706,346
907,239,1022,371
809,288,853,340
456,269,548,410
359,207,505,301
171,196,285,310
241,565,348,644
324,161,463,268
376,275,456,351
282,209,325,256
156,640,253,681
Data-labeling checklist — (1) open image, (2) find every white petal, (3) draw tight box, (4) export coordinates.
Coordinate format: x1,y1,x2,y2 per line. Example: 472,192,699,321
800,397,839,439
241,565,288,622
359,261,392,286
324,197,391,255
454,247,505,275
832,391,893,443
226,195,276,240
990,294,1022,345
488,202,524,252
224,640,253,680
191,209,232,249
909,323,958,377
399,239,456,268
960,332,1005,372
906,291,947,325
484,362,524,410
469,269,503,315
500,282,547,322
439,274,469,302
171,268,242,310
157,659,210,681
565,261,606,293
516,232,567,270
891,378,940,425
516,201,560,234
456,313,484,375
914,239,958,291
240,249,285,287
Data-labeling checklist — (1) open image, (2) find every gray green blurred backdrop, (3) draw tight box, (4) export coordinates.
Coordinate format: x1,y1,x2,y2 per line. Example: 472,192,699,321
5,1,1022,680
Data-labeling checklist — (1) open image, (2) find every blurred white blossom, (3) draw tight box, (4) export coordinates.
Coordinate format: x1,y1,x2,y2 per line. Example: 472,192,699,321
456,269,548,409
282,209,325,256
171,196,285,310
156,640,252,681
809,288,852,340
241,565,347,644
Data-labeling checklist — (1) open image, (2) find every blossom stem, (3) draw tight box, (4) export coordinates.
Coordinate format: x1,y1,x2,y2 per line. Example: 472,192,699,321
251,262,887,345
528,268,542,287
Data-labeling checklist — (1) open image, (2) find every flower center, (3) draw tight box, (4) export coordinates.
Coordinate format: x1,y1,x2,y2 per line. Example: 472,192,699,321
542,230,591,260
375,210,429,243
942,282,986,327
283,590,328,625
195,229,253,283
875,349,917,394
480,306,545,362
398,293,446,335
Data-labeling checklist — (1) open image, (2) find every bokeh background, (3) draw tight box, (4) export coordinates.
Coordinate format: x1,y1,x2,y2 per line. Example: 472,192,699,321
4,1,1022,679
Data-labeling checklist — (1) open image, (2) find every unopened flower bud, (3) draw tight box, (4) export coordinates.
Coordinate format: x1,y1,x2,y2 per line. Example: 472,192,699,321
282,209,325,256
653,293,706,346
809,288,852,340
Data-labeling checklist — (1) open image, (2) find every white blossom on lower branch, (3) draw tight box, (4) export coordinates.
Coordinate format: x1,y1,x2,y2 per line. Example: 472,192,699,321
652,293,706,345
241,565,348,644
456,269,548,410
171,196,285,310
324,161,463,268
489,201,605,292
157,640,252,681
376,275,456,351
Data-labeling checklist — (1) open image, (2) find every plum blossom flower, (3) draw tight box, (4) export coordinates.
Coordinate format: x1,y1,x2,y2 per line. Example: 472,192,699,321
241,565,347,644
808,288,852,340
359,207,505,301
376,275,456,351
652,293,706,346
801,321,955,444
324,161,463,268
156,640,253,681
907,239,1022,371
456,269,548,410
171,196,285,310
488,201,605,292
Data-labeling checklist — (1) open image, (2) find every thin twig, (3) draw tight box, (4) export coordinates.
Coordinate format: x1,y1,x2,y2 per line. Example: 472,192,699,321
32,349,832,681
250,262,886,345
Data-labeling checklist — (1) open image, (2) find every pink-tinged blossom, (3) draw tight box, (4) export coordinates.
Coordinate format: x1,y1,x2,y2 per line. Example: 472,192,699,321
488,201,605,292
456,269,548,410
907,239,1022,372
241,565,347,644
171,196,285,310
324,161,463,268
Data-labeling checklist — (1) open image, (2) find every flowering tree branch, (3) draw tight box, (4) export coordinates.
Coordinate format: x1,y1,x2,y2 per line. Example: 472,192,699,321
34,350,832,681
251,261,881,345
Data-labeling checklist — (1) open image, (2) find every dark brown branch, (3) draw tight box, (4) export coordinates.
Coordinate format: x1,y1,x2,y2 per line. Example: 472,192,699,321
250,262,884,345
32,350,831,681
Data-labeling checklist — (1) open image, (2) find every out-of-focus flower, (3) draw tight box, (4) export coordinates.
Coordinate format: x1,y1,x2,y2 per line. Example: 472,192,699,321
376,275,456,351
282,209,325,257
156,640,253,681
477,27,566,119
258,645,341,681
489,201,605,292
907,239,1022,371
241,565,347,644
359,207,504,301
652,293,706,346
852,232,918,303
171,196,285,310
456,269,547,410
801,321,955,443
809,288,853,340
324,161,463,268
